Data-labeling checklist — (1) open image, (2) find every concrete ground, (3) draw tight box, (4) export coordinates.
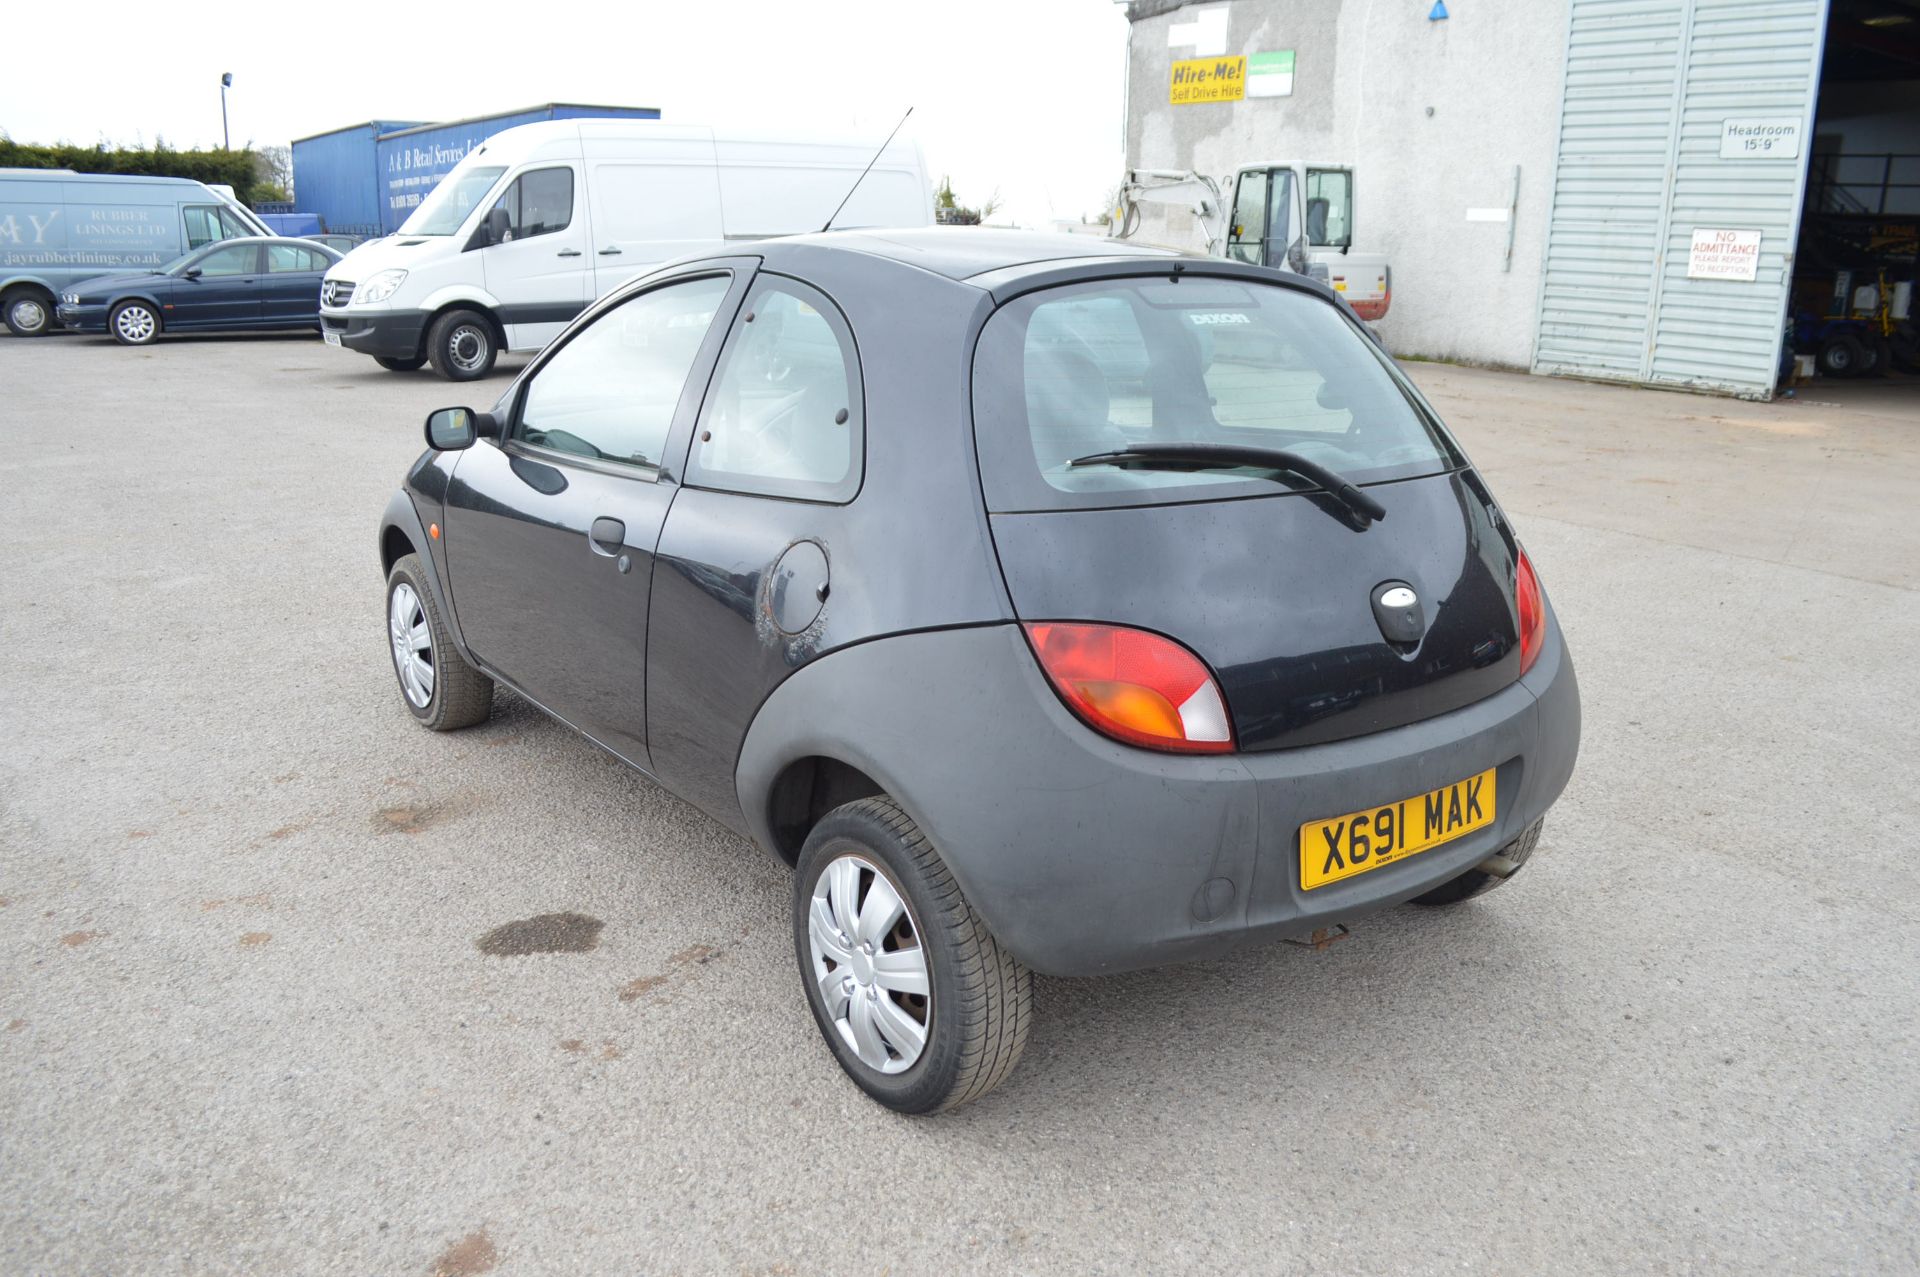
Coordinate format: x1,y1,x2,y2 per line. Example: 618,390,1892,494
2,329,1916,1276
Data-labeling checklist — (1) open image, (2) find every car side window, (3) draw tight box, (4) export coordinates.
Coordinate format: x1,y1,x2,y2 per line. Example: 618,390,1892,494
491,167,574,242
516,274,731,469
689,278,863,503
267,245,326,273
194,244,259,276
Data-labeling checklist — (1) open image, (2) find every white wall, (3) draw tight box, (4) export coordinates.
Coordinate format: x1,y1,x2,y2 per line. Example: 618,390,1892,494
1125,0,1569,367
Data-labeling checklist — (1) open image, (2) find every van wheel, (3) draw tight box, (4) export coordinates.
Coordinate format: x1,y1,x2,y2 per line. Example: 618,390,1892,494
4,288,55,337
1411,820,1543,906
427,309,497,381
794,796,1032,1115
376,355,427,372
110,301,161,346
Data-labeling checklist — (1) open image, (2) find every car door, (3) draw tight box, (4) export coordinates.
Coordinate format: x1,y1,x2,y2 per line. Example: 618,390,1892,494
262,243,332,324
644,272,867,816
479,164,591,351
173,242,262,328
439,262,753,767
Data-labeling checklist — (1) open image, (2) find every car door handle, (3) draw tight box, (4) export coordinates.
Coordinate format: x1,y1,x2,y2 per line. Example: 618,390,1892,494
597,247,622,256
588,516,626,556
556,248,582,258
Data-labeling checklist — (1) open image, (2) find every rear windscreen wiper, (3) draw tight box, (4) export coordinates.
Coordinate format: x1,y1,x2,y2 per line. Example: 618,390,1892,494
1067,443,1388,525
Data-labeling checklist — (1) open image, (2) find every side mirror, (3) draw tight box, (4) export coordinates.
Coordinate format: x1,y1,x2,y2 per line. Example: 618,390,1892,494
183,267,203,279
426,407,482,451
485,207,511,247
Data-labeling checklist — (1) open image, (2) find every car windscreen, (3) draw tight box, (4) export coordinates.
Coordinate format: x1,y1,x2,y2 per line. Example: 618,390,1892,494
399,165,508,236
971,276,1461,513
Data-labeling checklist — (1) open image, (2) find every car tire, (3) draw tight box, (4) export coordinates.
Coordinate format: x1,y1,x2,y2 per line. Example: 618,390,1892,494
386,553,493,731
793,796,1031,1115
426,309,498,381
1818,334,1866,379
1410,819,1543,907
376,355,428,372
108,300,161,346
4,287,56,337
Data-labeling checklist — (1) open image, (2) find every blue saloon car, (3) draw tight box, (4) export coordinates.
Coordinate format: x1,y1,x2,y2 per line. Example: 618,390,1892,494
56,237,343,346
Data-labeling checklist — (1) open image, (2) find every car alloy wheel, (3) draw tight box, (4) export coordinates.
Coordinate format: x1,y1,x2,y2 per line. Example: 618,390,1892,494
113,304,157,344
806,852,931,1074
388,581,435,709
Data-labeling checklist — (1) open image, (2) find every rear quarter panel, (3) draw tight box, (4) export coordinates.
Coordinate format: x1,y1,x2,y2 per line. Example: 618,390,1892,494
649,248,1011,824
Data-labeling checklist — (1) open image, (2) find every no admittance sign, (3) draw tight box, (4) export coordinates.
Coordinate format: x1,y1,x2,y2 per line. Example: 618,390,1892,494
1687,228,1762,282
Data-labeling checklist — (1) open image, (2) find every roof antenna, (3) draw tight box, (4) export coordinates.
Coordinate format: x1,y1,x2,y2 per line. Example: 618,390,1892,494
821,106,914,233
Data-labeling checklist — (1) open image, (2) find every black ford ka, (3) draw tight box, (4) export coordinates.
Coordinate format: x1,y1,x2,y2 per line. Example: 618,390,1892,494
379,228,1580,1113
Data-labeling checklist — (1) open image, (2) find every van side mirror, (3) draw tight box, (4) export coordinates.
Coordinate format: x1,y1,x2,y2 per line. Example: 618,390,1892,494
183,267,203,280
425,407,496,450
485,207,511,247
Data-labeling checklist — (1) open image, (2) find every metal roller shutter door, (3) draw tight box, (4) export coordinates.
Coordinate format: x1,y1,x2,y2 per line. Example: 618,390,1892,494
1534,0,1827,399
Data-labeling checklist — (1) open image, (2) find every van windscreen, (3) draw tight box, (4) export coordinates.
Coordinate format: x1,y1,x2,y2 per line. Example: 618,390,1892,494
401,166,508,236
971,276,1459,514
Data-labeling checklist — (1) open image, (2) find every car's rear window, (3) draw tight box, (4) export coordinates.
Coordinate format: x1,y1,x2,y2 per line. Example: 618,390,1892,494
971,276,1460,513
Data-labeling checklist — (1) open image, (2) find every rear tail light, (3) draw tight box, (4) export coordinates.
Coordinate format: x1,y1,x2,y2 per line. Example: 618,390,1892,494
1516,548,1545,675
1023,622,1234,754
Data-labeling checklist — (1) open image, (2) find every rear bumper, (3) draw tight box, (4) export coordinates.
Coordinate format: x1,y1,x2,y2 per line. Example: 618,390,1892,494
735,612,1580,978
320,307,426,360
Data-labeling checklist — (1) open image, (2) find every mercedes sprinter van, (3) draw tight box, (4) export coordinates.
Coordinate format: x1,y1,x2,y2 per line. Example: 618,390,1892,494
319,119,933,378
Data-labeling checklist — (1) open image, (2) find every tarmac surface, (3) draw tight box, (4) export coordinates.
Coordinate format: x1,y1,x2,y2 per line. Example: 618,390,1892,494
3,327,1917,1274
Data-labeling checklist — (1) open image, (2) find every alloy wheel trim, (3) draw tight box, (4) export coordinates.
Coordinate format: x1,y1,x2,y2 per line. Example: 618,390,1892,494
388,582,435,708
807,852,933,1075
114,305,156,343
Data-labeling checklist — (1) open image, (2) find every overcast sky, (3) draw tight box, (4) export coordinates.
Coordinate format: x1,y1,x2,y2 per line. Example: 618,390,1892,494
3,1,1132,227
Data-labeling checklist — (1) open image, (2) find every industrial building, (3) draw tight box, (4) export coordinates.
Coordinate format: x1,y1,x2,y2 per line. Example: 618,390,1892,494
290,103,659,237
1123,0,1919,399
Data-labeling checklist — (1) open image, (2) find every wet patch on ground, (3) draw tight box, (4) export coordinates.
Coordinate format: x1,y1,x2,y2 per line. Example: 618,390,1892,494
559,1037,622,1061
239,932,272,947
617,941,728,1004
428,1227,497,1277
476,912,604,957
59,930,104,948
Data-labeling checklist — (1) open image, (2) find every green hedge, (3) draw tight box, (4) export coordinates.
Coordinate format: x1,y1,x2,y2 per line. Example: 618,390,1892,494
0,141,264,206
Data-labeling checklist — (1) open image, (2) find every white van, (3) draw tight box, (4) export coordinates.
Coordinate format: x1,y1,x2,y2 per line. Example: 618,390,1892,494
319,119,932,378
0,170,271,336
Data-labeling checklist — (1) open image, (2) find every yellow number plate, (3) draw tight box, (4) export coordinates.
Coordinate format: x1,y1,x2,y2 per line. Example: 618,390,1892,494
1299,768,1496,891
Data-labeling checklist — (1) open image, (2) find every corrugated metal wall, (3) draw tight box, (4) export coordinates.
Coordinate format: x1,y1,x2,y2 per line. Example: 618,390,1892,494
1534,0,1827,398
291,123,419,236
